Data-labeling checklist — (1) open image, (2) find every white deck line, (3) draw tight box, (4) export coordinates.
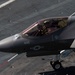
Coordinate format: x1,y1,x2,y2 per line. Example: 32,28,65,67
0,0,15,8
8,54,18,62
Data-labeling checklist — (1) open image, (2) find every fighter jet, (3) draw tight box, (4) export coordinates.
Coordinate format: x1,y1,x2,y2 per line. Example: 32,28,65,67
0,13,75,70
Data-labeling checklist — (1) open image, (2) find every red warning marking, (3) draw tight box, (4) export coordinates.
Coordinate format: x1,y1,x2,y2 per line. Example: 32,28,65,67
0,61,8,68
0,54,18,68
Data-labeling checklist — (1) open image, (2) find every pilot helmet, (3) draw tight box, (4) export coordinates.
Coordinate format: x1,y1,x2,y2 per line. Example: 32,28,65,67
44,20,50,27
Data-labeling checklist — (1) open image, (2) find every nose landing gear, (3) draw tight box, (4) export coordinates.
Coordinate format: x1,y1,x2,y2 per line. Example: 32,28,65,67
51,49,73,70
50,60,63,70
50,54,63,70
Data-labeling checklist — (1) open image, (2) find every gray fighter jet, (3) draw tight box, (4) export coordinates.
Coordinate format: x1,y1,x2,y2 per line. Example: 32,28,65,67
0,13,75,70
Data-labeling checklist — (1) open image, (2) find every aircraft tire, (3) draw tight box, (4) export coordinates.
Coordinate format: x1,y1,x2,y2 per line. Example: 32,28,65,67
50,60,63,70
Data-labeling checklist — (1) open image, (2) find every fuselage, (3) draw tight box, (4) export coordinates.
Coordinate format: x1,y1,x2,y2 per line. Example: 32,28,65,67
0,16,75,56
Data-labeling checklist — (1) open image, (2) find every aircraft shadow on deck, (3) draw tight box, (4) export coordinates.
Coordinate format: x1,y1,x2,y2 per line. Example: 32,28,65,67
39,66,75,75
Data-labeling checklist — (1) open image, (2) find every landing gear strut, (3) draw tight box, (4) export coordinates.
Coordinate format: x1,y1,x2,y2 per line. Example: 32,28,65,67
49,50,73,70
50,60,63,70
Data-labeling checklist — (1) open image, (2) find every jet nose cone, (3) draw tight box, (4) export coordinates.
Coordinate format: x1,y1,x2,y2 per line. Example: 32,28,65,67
0,36,14,46
0,37,12,45
0,34,22,52
0,36,14,53
0,34,20,46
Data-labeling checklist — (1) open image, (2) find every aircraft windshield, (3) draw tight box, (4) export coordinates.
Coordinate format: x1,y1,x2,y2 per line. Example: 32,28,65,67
22,17,68,37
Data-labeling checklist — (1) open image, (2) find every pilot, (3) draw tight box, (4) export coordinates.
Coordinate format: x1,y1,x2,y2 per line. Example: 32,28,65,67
38,24,48,36
43,20,52,34
44,20,50,27
43,20,59,34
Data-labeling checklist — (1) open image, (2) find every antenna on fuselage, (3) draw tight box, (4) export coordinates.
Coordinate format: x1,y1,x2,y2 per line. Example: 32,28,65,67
69,12,75,18
68,12,75,22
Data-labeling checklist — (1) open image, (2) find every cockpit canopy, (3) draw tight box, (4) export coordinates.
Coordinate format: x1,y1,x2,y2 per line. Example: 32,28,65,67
22,17,68,37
